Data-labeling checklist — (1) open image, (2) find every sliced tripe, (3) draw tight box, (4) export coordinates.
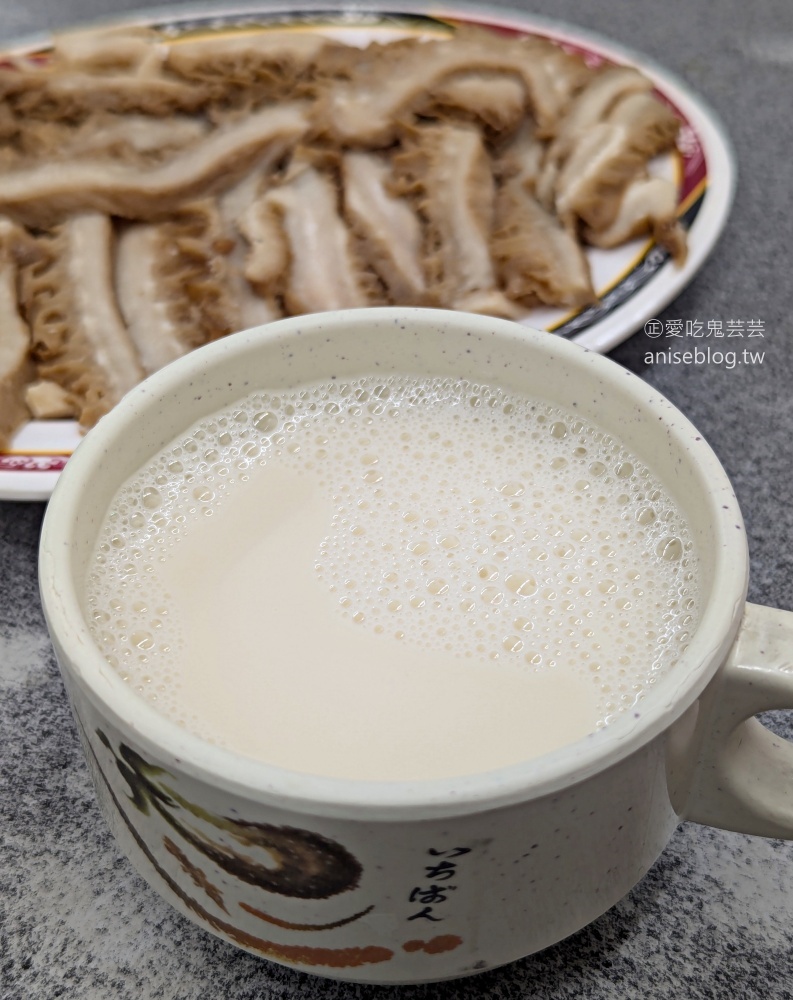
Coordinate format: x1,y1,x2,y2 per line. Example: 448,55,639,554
69,113,209,161
394,123,520,317
217,159,271,226
553,121,646,231
25,380,77,420
584,175,687,263
0,102,309,228
3,114,211,174
605,90,680,159
548,77,680,236
217,163,284,329
0,219,36,450
2,25,202,117
313,28,587,146
231,261,280,330
527,34,591,135
116,199,242,374
536,66,653,207
1,30,206,120
114,224,189,374
420,72,527,132
19,213,144,429
50,24,164,73
238,198,290,292
491,179,596,309
166,29,330,89
4,72,205,119
494,119,546,189
547,67,652,161
259,159,374,314
341,151,429,304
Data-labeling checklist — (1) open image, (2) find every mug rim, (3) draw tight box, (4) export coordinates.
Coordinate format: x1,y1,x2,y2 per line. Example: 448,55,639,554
38,307,748,820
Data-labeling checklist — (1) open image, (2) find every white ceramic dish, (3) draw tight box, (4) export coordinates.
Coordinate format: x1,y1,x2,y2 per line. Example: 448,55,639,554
0,1,735,500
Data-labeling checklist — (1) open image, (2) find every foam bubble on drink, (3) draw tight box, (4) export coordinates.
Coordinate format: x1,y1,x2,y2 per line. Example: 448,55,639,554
84,375,701,758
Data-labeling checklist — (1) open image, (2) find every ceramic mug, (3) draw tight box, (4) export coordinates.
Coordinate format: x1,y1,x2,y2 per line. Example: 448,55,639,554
39,308,793,985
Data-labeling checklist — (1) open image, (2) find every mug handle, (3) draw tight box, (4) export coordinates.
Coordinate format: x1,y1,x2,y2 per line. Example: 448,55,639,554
685,602,793,838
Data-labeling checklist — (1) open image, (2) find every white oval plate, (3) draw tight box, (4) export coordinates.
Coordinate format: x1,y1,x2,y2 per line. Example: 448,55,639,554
0,1,735,501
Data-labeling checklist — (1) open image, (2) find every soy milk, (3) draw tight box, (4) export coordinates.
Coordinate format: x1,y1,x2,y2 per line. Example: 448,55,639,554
84,375,700,780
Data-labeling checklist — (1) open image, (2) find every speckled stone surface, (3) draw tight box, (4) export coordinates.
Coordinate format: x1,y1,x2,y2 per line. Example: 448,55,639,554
2,0,793,997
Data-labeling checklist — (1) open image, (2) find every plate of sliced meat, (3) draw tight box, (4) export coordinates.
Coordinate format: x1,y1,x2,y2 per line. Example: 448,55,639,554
0,2,734,500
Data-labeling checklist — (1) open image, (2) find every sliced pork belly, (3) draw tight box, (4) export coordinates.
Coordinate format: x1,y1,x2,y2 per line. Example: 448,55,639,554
492,179,595,308
342,151,429,304
0,103,309,228
19,213,144,428
394,123,520,317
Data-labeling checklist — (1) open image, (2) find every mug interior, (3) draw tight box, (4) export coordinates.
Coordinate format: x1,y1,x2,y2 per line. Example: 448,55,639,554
39,308,748,817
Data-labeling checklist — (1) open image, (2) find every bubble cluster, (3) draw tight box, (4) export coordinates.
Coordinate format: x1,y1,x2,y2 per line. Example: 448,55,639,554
85,375,701,740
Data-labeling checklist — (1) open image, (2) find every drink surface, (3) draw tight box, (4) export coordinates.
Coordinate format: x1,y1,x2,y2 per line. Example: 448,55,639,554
84,375,700,781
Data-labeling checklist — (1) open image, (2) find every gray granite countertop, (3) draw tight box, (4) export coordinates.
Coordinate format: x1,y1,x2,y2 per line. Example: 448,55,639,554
2,0,793,997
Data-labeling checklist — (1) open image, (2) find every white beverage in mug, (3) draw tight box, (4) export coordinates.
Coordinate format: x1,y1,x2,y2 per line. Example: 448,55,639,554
83,373,700,781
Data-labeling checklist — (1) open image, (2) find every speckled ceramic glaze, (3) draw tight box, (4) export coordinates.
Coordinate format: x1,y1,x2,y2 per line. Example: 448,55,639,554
39,309,793,984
